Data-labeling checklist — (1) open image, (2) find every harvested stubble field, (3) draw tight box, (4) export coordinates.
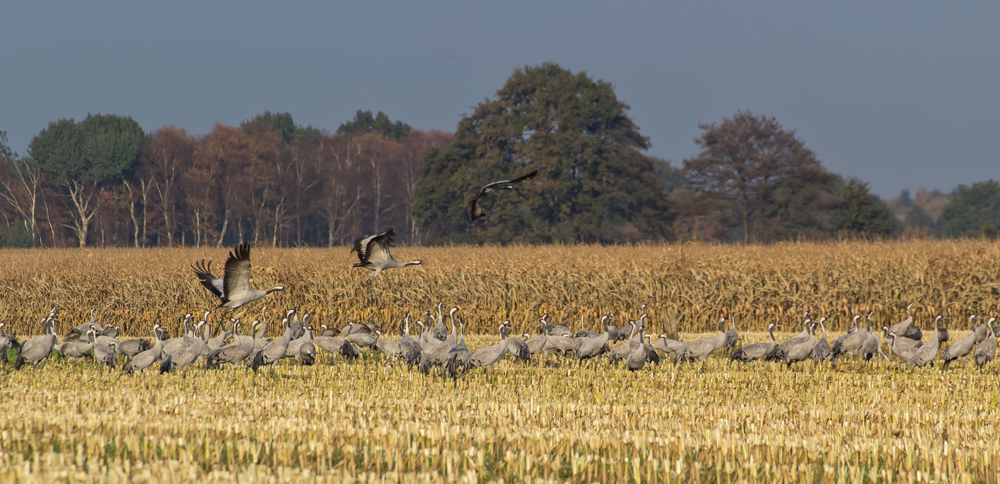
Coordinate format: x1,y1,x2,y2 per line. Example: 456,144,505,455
1,240,999,483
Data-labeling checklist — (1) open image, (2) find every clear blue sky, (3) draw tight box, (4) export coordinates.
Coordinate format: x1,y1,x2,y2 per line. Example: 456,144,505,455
1,1,996,197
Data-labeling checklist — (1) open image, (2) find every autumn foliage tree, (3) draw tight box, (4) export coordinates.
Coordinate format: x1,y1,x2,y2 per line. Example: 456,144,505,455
141,126,197,246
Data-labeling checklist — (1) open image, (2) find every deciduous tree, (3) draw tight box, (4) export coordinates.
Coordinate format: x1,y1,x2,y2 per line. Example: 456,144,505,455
682,110,840,242
0,131,44,246
414,63,672,244
142,126,196,246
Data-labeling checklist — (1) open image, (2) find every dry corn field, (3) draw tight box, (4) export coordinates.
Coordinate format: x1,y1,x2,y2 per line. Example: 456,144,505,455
1,240,999,483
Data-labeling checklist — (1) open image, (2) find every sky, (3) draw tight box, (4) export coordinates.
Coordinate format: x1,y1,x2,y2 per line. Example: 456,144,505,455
1,1,997,198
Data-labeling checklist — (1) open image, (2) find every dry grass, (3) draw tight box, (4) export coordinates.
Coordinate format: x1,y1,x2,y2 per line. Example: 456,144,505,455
1,241,999,482
1,348,998,483
1,240,998,337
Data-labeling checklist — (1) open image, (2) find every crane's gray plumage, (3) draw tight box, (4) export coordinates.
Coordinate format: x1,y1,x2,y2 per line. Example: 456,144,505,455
116,336,153,358
285,324,313,359
93,340,118,368
250,320,293,374
627,332,647,371
469,169,538,220
398,315,422,366
501,323,530,361
192,244,285,310
784,321,819,368
14,314,57,370
576,318,611,360
64,308,102,342
432,303,448,341
811,318,831,363
830,315,861,357
544,331,579,357
60,327,97,359
231,319,258,347
942,315,980,367
298,342,316,365
469,325,511,368
374,330,404,359
289,312,308,340
416,320,441,352
160,327,207,376
123,326,165,374
445,319,470,376
886,331,919,363
345,331,377,350
857,315,888,362
831,314,869,363
539,315,571,337
351,228,422,278
251,317,269,354
163,320,205,357
973,324,996,371
676,318,728,369
888,303,922,341
603,314,622,342
676,318,726,362
523,333,547,355
723,317,739,352
313,336,359,360
767,315,814,361
420,316,458,373
908,316,944,370
651,333,686,359
205,318,234,352
206,321,257,369
731,324,776,363
882,326,921,351
608,322,639,364
641,334,660,365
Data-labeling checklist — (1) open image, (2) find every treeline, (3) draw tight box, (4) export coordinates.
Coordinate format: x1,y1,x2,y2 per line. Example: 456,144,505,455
0,112,452,248
2,63,998,248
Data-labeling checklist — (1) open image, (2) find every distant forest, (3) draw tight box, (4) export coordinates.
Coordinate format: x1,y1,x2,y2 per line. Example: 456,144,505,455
1,63,998,248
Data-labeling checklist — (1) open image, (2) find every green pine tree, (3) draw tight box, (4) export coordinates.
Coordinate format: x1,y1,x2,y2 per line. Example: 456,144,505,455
834,178,895,238
939,180,1000,238
337,110,411,141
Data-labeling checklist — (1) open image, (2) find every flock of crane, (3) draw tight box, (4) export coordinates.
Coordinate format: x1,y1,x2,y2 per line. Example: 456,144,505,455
2,302,997,377
1,241,997,377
